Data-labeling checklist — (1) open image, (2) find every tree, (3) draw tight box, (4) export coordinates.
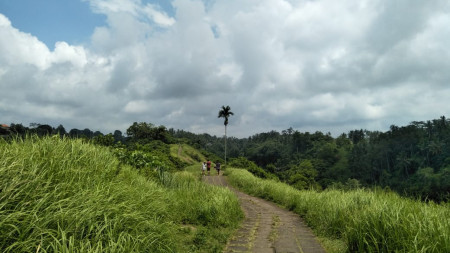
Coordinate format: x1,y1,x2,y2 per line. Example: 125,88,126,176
126,122,171,144
35,124,53,136
126,122,155,140
9,123,27,136
93,133,115,146
54,124,67,136
114,130,123,142
288,160,319,190
218,105,234,165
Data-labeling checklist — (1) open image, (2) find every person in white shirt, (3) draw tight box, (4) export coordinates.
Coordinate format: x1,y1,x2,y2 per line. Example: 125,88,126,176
201,162,207,176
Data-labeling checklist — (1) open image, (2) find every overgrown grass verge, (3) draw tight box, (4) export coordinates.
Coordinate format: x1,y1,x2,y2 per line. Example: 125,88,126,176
226,168,449,253
170,144,206,165
0,136,242,252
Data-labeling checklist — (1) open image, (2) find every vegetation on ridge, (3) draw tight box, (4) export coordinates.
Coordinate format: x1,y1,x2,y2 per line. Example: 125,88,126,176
4,116,449,201
173,116,450,202
0,136,242,252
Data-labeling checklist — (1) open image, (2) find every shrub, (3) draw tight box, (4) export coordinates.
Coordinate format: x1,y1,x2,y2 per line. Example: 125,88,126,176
228,157,277,179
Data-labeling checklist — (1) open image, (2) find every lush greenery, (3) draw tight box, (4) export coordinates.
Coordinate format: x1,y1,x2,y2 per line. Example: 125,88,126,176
173,117,450,202
228,157,276,180
0,136,242,252
226,168,450,253
2,117,449,251
3,116,450,201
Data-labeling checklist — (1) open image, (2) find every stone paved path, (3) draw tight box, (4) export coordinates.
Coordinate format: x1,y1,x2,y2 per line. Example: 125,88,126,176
203,174,326,253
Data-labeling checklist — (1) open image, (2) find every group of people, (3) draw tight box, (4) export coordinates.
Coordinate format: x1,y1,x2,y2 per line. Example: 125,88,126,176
201,159,221,176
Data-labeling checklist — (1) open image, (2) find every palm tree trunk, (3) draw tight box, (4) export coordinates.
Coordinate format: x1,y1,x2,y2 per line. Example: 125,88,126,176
225,125,227,166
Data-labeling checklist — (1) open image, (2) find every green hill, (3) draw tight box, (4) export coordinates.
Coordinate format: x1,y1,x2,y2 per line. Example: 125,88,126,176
170,143,206,165
0,136,242,252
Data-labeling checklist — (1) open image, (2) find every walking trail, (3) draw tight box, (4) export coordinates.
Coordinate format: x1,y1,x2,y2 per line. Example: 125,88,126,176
203,173,326,253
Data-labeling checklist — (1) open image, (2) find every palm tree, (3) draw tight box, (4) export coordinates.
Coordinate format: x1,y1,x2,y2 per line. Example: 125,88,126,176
218,105,234,165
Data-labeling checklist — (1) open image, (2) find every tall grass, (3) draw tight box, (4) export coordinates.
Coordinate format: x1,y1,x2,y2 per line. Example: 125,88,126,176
169,144,206,165
226,168,450,253
165,171,242,227
0,136,242,252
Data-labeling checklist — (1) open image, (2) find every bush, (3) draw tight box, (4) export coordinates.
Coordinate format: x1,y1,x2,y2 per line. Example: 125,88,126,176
228,157,277,179
113,141,188,172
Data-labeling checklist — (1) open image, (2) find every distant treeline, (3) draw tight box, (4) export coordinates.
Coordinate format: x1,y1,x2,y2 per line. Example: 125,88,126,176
2,116,449,201
0,123,125,142
172,117,450,202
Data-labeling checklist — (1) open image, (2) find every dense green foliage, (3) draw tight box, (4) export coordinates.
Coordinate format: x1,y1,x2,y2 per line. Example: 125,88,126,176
228,157,276,180
113,141,189,172
0,136,242,252
347,119,450,202
3,116,449,201
2,117,449,252
126,122,173,144
174,117,450,202
226,168,450,253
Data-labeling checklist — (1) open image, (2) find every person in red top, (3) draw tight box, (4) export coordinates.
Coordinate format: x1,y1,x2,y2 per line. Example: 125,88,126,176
206,160,212,175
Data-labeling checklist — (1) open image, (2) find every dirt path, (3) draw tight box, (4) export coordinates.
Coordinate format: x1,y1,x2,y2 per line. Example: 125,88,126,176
203,174,326,253
177,144,182,157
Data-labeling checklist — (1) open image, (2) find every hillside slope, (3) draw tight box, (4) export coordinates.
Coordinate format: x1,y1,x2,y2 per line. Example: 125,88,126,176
170,143,206,165
0,136,242,252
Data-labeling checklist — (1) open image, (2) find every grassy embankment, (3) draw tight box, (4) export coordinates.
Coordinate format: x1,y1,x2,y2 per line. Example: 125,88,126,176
0,136,242,252
226,168,449,253
170,144,206,166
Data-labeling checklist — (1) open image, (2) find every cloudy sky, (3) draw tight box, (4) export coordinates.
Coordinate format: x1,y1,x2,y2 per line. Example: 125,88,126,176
1,0,450,138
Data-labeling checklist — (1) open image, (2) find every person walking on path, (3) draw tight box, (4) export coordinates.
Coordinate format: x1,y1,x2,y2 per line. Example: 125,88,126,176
201,162,207,176
215,162,221,175
207,160,212,175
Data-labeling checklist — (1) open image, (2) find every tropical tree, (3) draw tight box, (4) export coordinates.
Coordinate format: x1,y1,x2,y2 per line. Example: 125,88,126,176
218,105,234,165
54,124,67,136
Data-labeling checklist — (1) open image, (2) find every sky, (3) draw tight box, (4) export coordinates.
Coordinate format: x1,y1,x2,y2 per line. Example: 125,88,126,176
1,0,450,138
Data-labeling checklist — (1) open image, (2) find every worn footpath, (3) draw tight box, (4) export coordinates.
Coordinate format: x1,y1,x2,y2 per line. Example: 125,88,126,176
203,173,326,253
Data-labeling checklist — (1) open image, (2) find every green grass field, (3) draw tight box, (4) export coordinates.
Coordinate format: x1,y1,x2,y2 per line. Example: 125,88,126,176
226,168,450,253
0,136,242,252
